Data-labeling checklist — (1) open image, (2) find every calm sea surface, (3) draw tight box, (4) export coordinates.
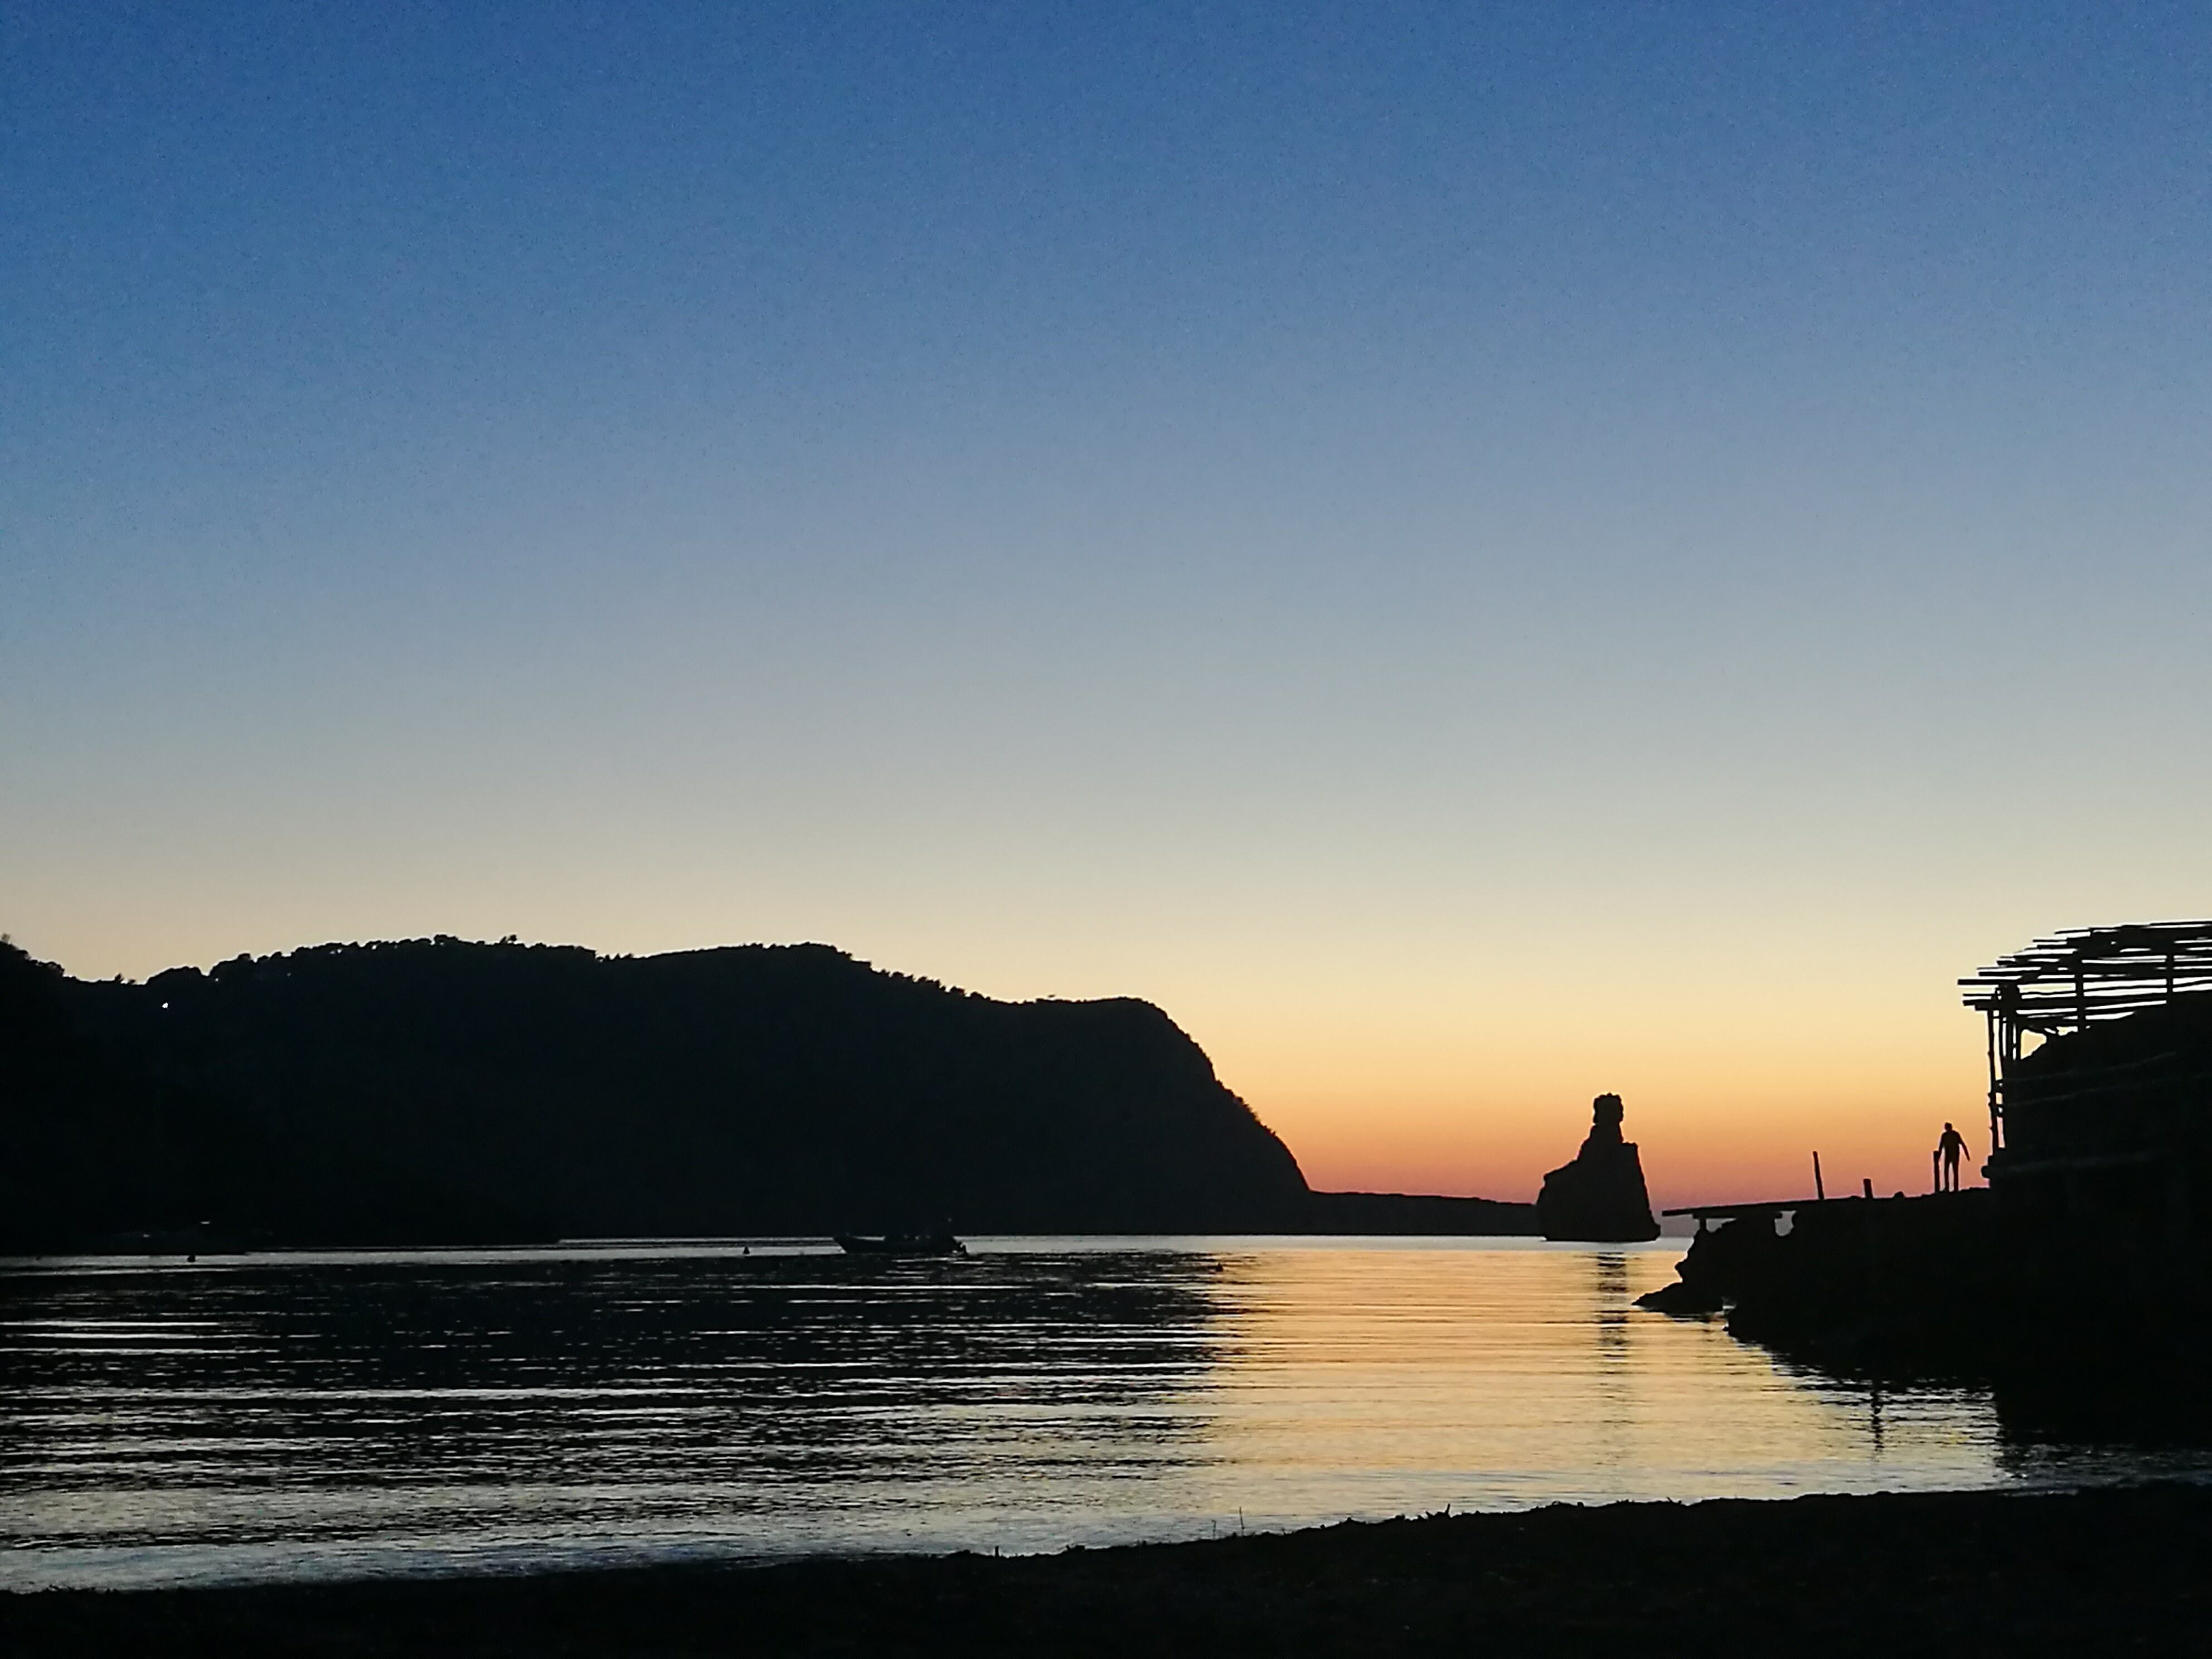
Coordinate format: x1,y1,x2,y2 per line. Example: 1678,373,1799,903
3,1236,2203,1590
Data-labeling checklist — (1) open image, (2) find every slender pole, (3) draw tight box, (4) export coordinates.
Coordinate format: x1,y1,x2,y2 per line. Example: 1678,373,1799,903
1812,1151,1825,1202
1985,1008,2002,1153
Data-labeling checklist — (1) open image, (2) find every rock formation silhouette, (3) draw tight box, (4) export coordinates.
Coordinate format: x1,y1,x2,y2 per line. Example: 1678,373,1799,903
1536,1093,1660,1241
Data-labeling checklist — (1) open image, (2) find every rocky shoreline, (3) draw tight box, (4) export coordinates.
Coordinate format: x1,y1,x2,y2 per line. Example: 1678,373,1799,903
9,1483,2210,1657
1636,1190,2212,1438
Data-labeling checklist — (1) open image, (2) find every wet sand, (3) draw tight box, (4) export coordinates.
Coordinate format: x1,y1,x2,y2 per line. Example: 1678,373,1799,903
7,1483,2208,1657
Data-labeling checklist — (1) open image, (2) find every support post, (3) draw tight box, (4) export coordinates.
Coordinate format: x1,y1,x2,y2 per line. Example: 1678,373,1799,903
1985,1007,2002,1154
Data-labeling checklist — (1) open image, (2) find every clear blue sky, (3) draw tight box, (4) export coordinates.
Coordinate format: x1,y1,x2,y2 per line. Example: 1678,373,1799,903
7,3,2209,1199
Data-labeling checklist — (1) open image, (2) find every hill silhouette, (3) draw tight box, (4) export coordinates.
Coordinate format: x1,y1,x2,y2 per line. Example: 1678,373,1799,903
1,940,284,1250
2,936,1531,1248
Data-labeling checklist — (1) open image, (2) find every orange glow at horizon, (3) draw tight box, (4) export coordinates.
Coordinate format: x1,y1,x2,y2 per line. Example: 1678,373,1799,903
1166,931,2003,1214
1240,1075,1990,1215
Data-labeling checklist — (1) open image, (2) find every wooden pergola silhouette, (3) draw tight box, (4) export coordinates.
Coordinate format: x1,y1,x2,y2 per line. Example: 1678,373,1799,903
1961,920,2212,1154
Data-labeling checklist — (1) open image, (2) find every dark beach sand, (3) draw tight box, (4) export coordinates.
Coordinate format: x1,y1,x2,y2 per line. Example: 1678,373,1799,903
8,1483,2208,1657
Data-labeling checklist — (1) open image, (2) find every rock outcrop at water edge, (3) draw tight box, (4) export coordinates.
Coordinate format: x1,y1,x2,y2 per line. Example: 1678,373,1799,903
1536,1093,1660,1241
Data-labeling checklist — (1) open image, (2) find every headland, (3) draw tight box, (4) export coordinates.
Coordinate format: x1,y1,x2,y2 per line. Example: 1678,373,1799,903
0,936,1536,1249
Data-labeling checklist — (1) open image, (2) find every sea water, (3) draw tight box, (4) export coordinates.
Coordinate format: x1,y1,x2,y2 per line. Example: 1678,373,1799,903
2,1236,2202,1589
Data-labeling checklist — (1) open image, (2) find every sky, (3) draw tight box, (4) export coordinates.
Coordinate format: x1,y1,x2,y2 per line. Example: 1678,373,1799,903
6,2,2209,1209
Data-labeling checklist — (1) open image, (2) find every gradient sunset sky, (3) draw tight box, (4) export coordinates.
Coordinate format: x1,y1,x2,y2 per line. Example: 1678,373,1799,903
7,4,2209,1209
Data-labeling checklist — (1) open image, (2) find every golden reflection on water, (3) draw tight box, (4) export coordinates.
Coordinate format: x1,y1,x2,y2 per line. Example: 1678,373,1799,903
1186,1241,1993,1519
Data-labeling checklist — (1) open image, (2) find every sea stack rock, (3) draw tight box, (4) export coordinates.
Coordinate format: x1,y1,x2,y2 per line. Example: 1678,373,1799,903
1537,1093,1660,1242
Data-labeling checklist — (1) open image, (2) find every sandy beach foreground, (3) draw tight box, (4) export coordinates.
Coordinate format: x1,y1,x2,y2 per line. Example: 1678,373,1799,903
8,1483,2208,1657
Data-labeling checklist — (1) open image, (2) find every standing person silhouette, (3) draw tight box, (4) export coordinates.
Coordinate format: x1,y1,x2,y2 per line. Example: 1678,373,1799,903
1937,1122,1970,1192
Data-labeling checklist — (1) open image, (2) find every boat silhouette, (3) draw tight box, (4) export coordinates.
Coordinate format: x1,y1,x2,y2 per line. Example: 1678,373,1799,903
833,1231,967,1257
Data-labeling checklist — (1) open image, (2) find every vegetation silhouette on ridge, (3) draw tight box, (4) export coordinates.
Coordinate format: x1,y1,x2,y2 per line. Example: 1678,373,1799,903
2,935,1534,1248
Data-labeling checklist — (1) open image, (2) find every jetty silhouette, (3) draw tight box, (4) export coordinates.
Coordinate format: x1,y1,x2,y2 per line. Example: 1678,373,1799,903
1639,920,2212,1430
